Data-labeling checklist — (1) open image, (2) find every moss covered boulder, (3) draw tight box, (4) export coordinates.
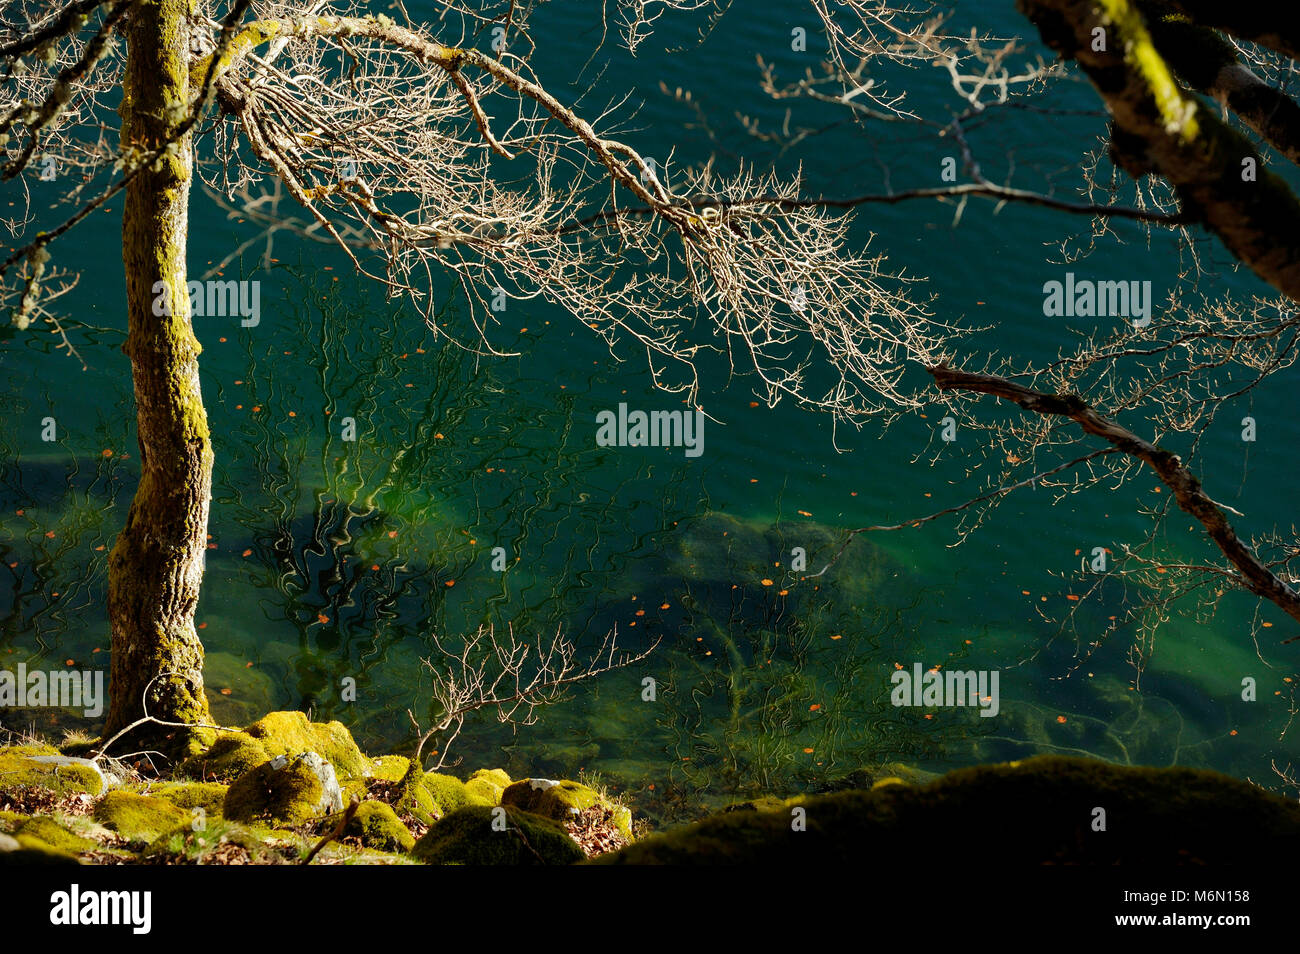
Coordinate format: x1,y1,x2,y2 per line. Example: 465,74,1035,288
423,773,471,814
502,778,633,842
150,781,228,819
224,753,344,826
244,712,368,778
410,805,584,865
464,768,511,805
181,731,271,782
94,792,189,843
368,756,410,782
13,816,97,855
345,801,415,853
599,756,1300,864
0,828,81,865
0,745,104,797
182,711,368,782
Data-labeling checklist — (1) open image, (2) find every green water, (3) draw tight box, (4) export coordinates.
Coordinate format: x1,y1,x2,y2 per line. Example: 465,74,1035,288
2,0,1297,825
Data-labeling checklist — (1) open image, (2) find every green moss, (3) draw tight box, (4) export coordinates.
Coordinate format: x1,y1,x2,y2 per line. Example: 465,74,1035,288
345,801,415,853
410,806,584,865
243,711,368,779
0,745,103,796
424,773,470,815
368,756,410,782
14,817,96,853
151,781,228,817
1,836,81,865
223,758,325,826
93,792,189,843
502,779,633,842
598,756,1300,864
464,768,511,805
143,819,288,864
181,713,366,782
180,731,270,782
1097,0,1199,142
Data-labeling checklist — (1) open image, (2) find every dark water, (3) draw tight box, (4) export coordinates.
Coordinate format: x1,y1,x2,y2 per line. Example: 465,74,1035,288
2,0,1296,824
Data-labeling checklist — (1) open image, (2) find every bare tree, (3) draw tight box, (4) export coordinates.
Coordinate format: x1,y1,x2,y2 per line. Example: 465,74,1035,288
8,0,1300,758
409,623,656,771
626,0,1300,682
2,0,946,755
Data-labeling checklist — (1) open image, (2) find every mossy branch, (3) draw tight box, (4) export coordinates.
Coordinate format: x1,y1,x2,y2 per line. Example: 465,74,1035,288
1019,0,1300,303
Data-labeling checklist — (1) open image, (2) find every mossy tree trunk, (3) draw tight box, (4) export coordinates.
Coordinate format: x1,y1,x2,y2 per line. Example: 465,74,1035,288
103,0,214,758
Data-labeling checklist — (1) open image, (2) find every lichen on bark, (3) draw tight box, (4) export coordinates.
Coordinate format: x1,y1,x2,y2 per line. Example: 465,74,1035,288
104,0,214,760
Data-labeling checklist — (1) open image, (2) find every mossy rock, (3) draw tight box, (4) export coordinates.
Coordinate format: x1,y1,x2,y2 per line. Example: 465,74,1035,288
368,756,411,783
410,805,584,865
0,834,81,865
183,712,367,782
181,731,271,782
93,792,189,843
0,745,103,796
598,756,1300,864
151,781,228,818
501,779,633,842
243,712,368,779
463,768,511,805
424,773,471,815
345,801,415,853
14,817,96,854
387,769,468,825
224,757,330,827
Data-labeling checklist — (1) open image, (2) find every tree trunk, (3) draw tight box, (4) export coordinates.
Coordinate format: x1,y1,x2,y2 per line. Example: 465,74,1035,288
103,0,214,758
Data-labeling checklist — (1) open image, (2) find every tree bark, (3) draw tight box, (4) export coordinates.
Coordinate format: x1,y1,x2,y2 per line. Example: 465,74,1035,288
104,0,214,757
